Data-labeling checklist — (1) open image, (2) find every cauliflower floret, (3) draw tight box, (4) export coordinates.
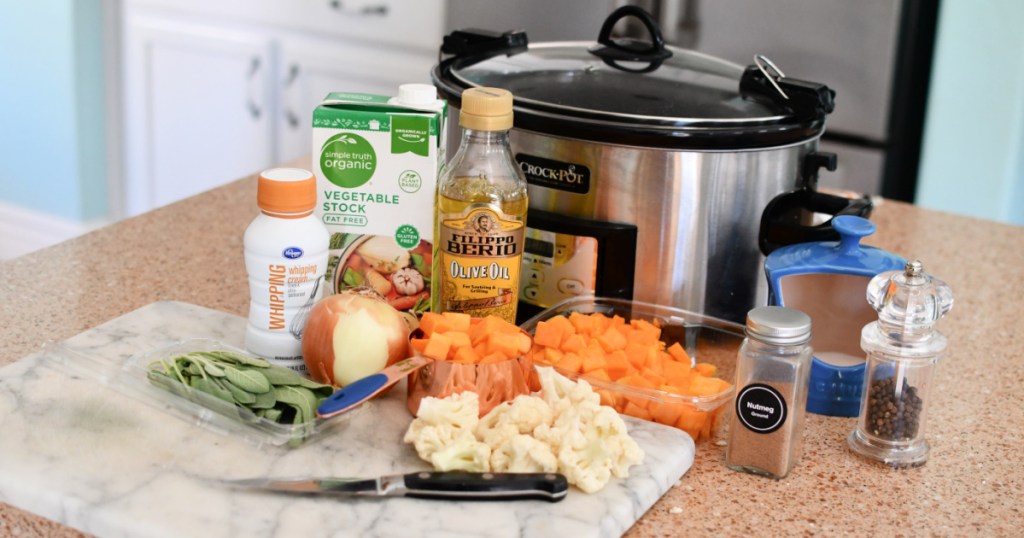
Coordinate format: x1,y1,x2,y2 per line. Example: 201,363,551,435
429,431,492,472
404,392,482,463
414,391,480,430
588,405,644,478
535,366,600,413
554,426,614,494
476,394,554,447
490,434,558,473
403,372,644,494
403,422,461,462
534,389,645,493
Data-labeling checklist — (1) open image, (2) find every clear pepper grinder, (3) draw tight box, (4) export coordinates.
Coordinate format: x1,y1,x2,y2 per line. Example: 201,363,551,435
848,260,953,467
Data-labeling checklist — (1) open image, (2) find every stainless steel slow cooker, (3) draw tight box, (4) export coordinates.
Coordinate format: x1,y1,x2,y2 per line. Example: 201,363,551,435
433,7,857,323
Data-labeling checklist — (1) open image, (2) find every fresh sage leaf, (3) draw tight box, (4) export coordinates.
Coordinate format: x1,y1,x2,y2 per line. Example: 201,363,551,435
250,389,277,410
260,365,307,386
224,366,271,394
220,378,257,405
273,386,318,425
215,351,270,368
200,360,227,377
190,377,234,404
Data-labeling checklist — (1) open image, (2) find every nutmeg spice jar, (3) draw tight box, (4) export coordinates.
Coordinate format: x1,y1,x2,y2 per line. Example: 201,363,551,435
725,306,813,479
848,260,953,468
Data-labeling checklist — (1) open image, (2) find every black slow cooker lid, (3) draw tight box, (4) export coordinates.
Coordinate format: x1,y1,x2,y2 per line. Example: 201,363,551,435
434,7,836,150
452,43,780,126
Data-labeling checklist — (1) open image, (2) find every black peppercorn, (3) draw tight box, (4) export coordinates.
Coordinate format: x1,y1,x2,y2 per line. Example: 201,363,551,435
866,376,922,441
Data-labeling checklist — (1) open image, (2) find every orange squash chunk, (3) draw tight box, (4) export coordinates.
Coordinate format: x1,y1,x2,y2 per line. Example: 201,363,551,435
581,352,607,373
543,347,564,365
486,332,521,359
441,311,472,333
623,401,653,421
662,360,693,387
420,312,454,336
605,350,631,380
689,375,729,396
533,320,565,348
556,352,584,373
694,362,717,377
650,401,684,426
452,346,481,364
568,312,596,335
623,342,648,369
596,326,627,352
422,332,453,361
479,352,508,364
447,331,472,350
410,338,429,354
546,314,576,337
666,342,691,364
561,333,586,354
470,315,509,344
676,408,709,441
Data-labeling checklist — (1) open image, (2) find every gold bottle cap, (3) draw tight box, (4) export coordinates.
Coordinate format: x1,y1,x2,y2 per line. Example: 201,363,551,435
460,87,514,131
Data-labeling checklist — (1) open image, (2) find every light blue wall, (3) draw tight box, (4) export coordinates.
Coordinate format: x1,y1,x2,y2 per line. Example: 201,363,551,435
0,0,107,221
917,0,1024,225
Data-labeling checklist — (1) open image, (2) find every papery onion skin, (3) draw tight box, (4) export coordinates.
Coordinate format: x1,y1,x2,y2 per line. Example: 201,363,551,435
302,291,411,386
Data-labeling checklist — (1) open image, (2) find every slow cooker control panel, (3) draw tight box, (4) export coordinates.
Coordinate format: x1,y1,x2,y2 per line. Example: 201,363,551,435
516,209,637,321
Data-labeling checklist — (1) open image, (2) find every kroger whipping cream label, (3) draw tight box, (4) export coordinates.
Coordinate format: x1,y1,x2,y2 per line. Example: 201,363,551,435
312,92,445,315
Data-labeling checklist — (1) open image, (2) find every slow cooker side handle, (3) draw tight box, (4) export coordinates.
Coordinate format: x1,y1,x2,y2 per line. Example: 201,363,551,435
588,6,672,73
757,151,874,256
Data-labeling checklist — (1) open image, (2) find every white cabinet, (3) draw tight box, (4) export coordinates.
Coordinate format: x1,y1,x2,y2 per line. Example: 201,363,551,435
120,0,442,216
122,17,276,214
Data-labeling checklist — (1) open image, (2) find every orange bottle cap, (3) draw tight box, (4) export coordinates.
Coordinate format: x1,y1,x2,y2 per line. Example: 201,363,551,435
257,168,316,216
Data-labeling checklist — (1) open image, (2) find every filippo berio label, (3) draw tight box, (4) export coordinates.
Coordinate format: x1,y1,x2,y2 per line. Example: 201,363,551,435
313,92,446,315
437,205,525,322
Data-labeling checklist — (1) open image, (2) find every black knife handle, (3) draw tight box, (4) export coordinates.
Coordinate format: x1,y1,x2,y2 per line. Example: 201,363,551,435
402,472,569,502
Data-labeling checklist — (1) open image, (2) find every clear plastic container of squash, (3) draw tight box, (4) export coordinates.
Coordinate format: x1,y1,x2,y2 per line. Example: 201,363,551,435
520,297,743,443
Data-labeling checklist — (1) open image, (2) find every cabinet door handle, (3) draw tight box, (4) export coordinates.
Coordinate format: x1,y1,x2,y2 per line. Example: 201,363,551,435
246,56,263,120
283,63,300,129
328,0,389,16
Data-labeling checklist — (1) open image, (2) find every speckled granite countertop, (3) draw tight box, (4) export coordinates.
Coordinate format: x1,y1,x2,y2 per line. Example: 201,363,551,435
1,166,1022,537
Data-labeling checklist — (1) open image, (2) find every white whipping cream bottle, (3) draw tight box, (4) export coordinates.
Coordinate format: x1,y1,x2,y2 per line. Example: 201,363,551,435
244,168,329,372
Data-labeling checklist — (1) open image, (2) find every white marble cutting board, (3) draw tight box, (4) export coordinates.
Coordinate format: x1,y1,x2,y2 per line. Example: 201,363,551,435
0,301,694,538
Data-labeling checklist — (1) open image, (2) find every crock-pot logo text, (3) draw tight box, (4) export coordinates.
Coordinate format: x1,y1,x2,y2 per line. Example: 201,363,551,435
515,154,590,195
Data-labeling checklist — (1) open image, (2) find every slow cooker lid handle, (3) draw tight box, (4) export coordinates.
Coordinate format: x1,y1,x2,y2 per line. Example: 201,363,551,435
740,55,836,121
588,6,672,73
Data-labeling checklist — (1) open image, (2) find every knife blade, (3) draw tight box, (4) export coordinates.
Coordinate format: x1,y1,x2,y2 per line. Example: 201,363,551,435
224,471,569,502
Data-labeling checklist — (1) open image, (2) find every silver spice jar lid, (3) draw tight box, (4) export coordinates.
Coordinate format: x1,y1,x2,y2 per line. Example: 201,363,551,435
745,306,812,345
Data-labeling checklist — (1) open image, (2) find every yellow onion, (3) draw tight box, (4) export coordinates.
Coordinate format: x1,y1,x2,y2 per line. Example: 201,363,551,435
302,289,411,386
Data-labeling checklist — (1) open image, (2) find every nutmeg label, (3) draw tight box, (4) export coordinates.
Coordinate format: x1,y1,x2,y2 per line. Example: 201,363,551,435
437,205,525,322
735,383,788,434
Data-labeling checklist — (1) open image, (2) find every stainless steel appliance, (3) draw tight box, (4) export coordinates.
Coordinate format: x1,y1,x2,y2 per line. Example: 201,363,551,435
434,7,865,323
629,0,939,201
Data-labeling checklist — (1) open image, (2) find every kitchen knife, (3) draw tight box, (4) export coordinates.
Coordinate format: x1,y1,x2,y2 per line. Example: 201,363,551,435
225,471,568,502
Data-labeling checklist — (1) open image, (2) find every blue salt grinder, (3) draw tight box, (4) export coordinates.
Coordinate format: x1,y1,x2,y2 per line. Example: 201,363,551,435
764,215,906,416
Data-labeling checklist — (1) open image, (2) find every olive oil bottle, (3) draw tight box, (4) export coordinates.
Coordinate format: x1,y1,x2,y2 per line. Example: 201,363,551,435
432,87,528,322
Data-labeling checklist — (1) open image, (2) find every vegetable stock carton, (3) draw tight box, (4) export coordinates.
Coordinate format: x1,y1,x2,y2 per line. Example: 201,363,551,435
313,92,447,316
